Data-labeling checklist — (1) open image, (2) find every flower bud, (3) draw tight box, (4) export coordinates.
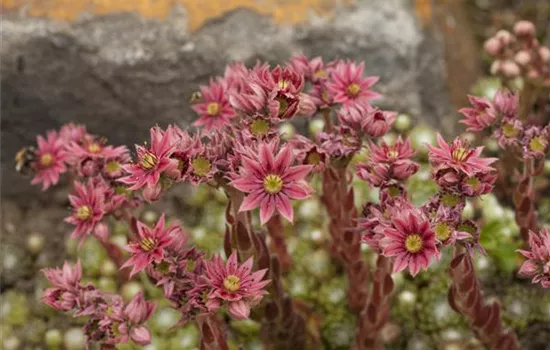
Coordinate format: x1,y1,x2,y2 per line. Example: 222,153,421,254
495,30,514,46
514,50,531,66
228,300,251,320
501,60,520,78
483,37,502,56
513,20,535,37
539,46,550,62
131,326,152,345
490,60,502,75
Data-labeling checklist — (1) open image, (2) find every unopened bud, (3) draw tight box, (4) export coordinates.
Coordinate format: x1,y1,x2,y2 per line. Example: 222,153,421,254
514,50,531,66
513,20,535,38
484,38,502,56
490,60,501,75
501,60,520,78
495,30,514,46
539,46,550,62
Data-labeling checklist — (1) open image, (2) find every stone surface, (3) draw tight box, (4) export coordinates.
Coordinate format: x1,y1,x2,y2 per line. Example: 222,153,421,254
1,0,455,199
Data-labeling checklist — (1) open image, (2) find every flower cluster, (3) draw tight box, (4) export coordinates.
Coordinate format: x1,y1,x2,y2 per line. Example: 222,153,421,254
42,261,155,346
121,216,271,322
484,20,550,84
459,89,549,159
517,229,550,288
20,44,546,350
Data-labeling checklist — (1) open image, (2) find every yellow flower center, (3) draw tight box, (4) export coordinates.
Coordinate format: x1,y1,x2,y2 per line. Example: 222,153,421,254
313,70,328,79
465,176,480,190
306,151,321,165
441,193,461,207
277,97,289,116
40,153,54,167
435,222,451,241
140,153,158,170
278,80,290,90
347,83,361,97
105,160,121,173
529,136,546,153
191,157,212,177
206,102,220,116
140,237,156,252
250,119,270,137
405,234,423,253
76,206,92,221
451,147,469,162
502,124,519,138
223,275,241,292
387,149,399,159
388,186,402,198
263,174,284,194
88,143,101,154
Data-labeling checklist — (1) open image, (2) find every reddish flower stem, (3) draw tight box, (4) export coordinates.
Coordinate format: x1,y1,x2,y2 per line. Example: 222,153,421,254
448,249,522,349
196,314,229,350
354,256,394,350
224,187,308,348
513,158,541,243
265,214,292,272
321,166,370,313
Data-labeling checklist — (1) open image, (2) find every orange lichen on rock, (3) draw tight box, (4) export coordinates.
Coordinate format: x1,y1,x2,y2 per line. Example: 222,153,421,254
1,0,354,31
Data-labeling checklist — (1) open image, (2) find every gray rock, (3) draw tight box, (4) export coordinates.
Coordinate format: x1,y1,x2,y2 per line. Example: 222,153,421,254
1,0,453,200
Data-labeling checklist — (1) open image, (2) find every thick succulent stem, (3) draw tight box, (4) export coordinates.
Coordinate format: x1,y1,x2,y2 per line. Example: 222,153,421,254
266,214,292,272
448,249,522,350
354,255,394,350
224,188,308,349
321,166,369,313
197,314,229,350
513,158,542,243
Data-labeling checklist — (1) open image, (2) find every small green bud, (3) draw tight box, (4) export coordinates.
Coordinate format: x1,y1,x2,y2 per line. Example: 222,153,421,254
64,328,85,350
308,118,325,136
45,329,63,349
121,281,143,302
26,232,45,255
100,260,118,277
394,114,411,131
278,123,296,140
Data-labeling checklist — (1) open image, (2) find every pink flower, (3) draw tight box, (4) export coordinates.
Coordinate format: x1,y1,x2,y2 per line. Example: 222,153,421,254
362,107,396,138
326,61,381,105
493,119,523,148
288,55,328,83
380,210,438,276
67,135,128,162
369,137,414,163
31,131,68,190
59,123,87,143
460,171,497,197
124,292,156,324
204,252,270,320
517,229,550,288
192,79,236,130
522,125,549,159
427,134,497,176
119,127,178,190
42,260,83,291
230,81,279,118
459,95,498,131
122,214,179,277
289,135,327,172
65,180,105,242
130,326,152,345
231,142,313,224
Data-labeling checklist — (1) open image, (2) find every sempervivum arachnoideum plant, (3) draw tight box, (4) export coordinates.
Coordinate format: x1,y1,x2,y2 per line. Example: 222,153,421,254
14,19,550,350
